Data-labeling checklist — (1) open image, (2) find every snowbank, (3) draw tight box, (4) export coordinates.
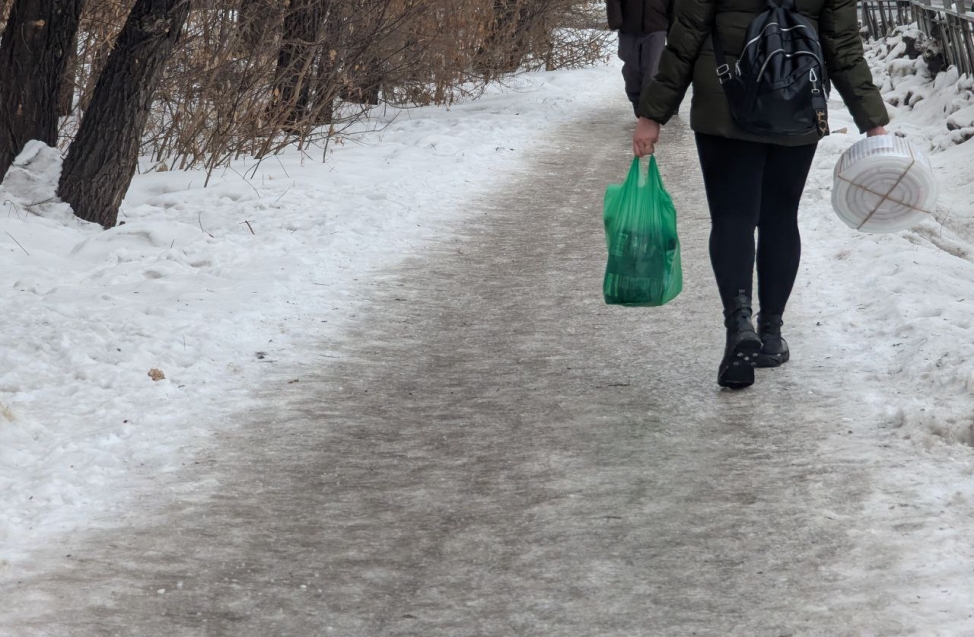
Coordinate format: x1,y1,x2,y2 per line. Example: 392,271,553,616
866,28,974,244
796,108,974,450
866,26,974,148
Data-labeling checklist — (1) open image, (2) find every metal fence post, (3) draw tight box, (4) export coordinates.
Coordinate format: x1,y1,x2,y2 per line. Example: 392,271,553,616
959,2,974,74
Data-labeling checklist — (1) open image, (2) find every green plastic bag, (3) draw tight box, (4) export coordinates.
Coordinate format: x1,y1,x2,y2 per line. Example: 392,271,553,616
603,156,682,307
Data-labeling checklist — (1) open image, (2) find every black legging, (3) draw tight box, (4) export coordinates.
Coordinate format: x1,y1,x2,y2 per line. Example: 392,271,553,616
695,133,817,317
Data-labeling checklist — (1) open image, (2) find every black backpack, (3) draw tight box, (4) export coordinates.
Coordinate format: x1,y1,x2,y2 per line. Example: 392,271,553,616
712,0,831,138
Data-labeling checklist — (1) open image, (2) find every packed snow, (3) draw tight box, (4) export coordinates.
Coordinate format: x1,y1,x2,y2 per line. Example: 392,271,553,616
2,31,974,631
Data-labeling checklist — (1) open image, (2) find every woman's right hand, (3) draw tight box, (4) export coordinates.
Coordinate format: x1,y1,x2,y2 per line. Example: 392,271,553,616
633,117,661,157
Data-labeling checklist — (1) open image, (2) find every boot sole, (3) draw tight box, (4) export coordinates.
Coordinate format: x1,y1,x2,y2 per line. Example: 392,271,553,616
755,349,790,368
717,339,762,389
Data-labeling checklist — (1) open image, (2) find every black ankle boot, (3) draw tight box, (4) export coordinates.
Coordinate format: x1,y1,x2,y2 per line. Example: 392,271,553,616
755,313,790,368
718,293,763,389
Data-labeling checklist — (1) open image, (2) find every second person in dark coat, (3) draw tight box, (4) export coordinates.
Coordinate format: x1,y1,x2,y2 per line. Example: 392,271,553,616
606,0,673,116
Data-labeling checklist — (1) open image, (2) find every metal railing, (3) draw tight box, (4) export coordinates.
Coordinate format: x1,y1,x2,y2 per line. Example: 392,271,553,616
860,0,914,35
860,0,974,75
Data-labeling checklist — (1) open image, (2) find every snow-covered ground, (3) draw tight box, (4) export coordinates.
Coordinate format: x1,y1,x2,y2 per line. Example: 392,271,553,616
3,34,974,621
848,29,974,445
0,66,617,569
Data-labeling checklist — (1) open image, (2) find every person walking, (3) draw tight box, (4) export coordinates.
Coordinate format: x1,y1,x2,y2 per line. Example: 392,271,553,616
630,0,889,389
606,0,672,117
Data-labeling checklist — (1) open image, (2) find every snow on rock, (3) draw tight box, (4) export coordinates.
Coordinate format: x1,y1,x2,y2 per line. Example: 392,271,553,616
946,103,974,131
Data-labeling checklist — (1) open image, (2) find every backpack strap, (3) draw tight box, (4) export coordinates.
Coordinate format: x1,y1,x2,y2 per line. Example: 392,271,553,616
811,80,830,136
711,29,732,84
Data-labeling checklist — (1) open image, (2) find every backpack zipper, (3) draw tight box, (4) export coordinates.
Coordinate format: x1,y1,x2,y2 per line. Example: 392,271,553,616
755,49,824,84
740,23,812,61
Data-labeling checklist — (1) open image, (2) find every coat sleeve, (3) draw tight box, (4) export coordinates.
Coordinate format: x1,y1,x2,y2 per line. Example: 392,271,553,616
636,0,715,124
819,0,889,132
606,0,624,30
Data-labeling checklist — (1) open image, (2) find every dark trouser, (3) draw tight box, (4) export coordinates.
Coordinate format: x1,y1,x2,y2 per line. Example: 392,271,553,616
695,133,818,317
618,31,666,116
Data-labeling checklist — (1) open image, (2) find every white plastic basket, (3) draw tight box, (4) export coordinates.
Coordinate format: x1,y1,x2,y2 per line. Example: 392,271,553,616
831,136,938,234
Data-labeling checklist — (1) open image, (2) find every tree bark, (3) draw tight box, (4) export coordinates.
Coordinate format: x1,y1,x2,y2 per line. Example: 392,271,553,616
339,47,383,106
0,0,84,179
58,0,190,229
338,3,384,106
273,0,325,127
309,2,342,124
238,0,277,52
58,26,80,116
475,0,527,76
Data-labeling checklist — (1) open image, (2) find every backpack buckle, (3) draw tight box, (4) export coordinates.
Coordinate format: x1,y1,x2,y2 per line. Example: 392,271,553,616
716,64,732,84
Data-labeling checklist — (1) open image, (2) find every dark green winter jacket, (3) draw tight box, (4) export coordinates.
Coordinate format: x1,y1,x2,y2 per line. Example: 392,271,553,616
637,0,890,145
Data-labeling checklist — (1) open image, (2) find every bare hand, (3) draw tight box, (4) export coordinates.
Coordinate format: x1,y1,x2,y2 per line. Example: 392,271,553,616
866,126,888,137
633,117,661,157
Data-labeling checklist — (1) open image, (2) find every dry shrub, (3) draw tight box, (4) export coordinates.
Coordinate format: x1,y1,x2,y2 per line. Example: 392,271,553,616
34,0,610,176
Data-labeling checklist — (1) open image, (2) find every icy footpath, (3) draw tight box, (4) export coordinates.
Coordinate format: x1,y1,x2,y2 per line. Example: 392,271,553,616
0,66,617,568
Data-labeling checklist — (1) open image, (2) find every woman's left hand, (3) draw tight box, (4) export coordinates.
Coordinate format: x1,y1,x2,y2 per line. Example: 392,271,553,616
866,126,888,136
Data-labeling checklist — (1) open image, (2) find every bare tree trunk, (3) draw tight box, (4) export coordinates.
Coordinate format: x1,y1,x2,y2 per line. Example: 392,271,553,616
338,2,389,106
0,0,84,179
476,0,534,77
238,0,277,52
311,9,341,125
340,53,383,105
58,0,190,228
58,26,80,116
273,0,324,127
